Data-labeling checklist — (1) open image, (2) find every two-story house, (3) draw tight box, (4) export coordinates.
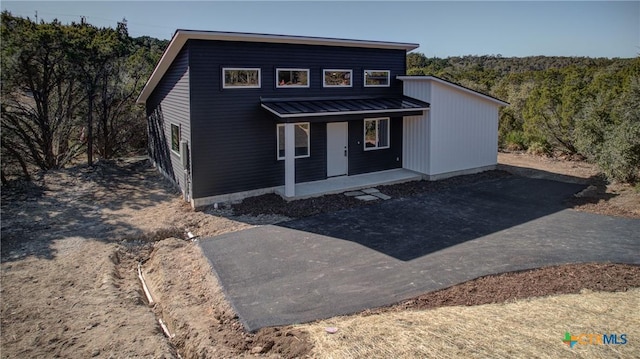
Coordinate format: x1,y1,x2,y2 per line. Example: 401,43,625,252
136,30,507,208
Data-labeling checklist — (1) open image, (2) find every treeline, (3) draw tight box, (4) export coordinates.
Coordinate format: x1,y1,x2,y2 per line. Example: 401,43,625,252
2,13,638,184
1,12,167,183
408,53,640,183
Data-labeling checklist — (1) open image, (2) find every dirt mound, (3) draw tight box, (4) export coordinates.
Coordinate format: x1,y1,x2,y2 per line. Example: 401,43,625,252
367,263,640,314
142,238,311,358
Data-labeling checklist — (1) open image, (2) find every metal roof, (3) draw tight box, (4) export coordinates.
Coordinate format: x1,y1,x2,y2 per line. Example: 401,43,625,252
136,30,419,104
261,96,430,119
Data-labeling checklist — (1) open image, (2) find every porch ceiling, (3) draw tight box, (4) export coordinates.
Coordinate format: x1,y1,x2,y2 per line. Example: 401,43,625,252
261,96,429,120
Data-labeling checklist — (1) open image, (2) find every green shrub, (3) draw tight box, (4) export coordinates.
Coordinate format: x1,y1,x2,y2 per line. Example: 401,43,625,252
595,121,640,183
527,140,552,156
503,131,526,151
575,78,640,183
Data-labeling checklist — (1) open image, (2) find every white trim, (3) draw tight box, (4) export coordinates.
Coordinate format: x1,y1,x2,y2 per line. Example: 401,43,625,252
276,68,310,88
170,123,181,155
323,69,353,88
284,123,296,197
363,117,390,151
277,122,310,160
261,104,429,118
136,30,418,104
222,67,261,89
364,70,390,87
397,76,509,106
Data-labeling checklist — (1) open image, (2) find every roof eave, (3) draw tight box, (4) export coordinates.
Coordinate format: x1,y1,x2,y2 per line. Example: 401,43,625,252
397,76,510,107
136,31,187,105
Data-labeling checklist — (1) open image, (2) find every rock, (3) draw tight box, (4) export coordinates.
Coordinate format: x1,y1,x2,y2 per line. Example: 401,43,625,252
250,346,263,354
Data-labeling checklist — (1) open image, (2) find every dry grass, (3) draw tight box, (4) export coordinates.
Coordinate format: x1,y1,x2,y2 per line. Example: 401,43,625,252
299,288,640,358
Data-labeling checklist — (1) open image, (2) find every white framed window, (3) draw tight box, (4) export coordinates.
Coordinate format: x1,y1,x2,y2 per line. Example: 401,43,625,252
323,69,352,87
364,70,390,87
277,123,310,160
276,68,309,88
170,123,180,154
364,118,390,150
222,68,261,88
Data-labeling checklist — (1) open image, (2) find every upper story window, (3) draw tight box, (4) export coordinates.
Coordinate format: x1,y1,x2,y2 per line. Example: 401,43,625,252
364,70,390,87
223,68,261,88
323,69,352,87
277,69,309,88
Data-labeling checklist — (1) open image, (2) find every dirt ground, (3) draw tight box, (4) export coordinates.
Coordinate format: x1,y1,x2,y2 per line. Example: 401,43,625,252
1,153,638,358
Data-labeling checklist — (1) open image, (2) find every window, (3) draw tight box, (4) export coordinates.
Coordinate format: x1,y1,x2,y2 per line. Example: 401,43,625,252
223,68,261,88
323,69,352,87
277,123,310,160
364,70,390,87
364,118,390,150
276,69,309,88
170,123,180,153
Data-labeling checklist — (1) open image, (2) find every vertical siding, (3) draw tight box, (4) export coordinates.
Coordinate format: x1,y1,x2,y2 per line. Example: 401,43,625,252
402,80,431,104
401,80,432,175
146,47,191,194
188,40,406,198
402,115,429,174
429,82,498,175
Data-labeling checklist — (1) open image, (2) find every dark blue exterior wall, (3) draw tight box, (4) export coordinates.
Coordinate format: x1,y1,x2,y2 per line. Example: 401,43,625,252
146,47,191,195
183,39,407,199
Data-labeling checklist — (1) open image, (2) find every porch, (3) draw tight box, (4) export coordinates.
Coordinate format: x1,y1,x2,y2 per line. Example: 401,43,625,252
275,168,423,200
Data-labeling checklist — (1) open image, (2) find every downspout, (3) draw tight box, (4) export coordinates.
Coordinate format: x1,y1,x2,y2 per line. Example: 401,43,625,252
180,140,191,202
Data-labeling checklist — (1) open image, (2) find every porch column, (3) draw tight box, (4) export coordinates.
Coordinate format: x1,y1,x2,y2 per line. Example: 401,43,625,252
284,122,295,197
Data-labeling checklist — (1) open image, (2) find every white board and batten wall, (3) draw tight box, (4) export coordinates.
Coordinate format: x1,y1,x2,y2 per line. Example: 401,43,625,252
398,76,508,179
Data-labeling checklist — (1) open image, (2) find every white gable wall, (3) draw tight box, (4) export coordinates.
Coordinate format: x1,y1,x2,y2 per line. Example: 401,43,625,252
400,77,502,177
403,114,430,174
402,79,431,174
429,81,498,175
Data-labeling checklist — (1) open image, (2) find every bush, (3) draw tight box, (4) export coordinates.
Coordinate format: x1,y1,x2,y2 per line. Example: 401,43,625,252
575,78,640,183
527,140,552,156
595,121,640,183
503,131,526,151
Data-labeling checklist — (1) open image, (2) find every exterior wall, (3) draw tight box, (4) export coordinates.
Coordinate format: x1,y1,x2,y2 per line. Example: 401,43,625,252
402,114,430,174
348,117,403,175
401,81,432,175
428,81,499,175
187,39,406,199
146,47,191,196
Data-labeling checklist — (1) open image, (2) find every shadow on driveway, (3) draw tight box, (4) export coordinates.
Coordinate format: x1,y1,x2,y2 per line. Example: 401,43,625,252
280,177,584,261
199,176,640,331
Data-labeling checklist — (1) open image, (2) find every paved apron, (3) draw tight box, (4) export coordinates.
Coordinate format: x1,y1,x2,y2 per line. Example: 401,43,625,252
199,177,640,331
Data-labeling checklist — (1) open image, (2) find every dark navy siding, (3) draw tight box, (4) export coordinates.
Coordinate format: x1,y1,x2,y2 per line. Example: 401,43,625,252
146,47,191,194
348,117,403,175
187,39,406,198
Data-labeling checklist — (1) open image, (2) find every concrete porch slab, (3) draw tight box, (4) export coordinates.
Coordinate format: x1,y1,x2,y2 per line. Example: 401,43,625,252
275,169,422,200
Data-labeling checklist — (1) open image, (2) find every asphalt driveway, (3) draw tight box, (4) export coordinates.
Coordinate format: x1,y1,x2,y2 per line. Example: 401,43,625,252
199,177,640,331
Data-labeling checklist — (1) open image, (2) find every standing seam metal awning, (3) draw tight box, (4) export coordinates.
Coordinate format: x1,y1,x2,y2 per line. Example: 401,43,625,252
261,96,430,119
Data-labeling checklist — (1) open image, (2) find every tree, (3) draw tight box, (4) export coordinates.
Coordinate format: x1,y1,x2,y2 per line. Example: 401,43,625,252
1,12,84,177
522,67,594,154
1,12,166,181
65,21,125,166
575,74,640,183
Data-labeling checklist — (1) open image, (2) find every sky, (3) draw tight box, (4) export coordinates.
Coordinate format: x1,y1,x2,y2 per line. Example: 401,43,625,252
2,1,639,58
